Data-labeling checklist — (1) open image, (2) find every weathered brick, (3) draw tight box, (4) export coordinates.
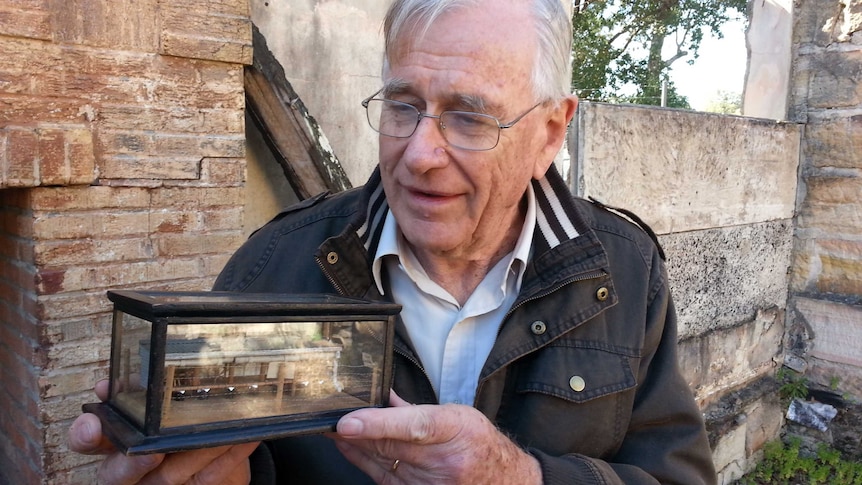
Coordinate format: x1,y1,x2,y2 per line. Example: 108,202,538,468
797,177,862,235
201,157,245,186
65,127,97,185
805,117,862,169
39,261,154,293
155,232,245,257
150,186,243,208
51,0,158,51
37,128,66,186
39,368,97,398
202,206,243,232
35,237,153,266
32,211,151,240
145,257,205,281
159,6,252,64
793,0,844,46
202,253,233,280
98,131,244,159
806,51,862,109
45,339,109,369
36,290,113,321
149,209,203,234
99,155,201,180
0,95,90,126
30,186,149,211
98,105,244,135
0,1,52,41
5,128,39,187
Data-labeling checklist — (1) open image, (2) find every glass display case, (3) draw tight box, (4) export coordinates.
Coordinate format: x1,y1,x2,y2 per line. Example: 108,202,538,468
83,290,400,455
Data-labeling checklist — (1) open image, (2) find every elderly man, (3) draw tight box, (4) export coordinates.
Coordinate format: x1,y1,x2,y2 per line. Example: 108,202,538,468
69,0,716,483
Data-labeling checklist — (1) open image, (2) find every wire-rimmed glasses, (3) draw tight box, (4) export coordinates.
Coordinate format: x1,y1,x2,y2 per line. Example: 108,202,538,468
361,91,541,151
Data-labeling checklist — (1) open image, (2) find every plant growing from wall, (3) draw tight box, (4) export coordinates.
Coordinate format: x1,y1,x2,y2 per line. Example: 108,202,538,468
776,367,809,402
736,437,862,484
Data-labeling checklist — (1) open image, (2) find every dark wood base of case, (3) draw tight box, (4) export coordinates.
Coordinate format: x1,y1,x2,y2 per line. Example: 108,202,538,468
82,402,346,455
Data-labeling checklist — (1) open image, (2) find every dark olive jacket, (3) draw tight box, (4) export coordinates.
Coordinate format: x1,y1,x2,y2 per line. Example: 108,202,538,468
214,166,717,485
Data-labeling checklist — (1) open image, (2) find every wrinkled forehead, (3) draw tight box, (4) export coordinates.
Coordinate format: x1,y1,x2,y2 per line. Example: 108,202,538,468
384,1,536,80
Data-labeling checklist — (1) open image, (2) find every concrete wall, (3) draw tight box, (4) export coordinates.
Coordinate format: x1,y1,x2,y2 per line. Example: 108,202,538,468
571,102,801,482
250,0,388,185
743,0,793,120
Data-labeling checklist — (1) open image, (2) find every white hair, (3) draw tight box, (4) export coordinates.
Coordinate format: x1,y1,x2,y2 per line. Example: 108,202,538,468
382,0,573,102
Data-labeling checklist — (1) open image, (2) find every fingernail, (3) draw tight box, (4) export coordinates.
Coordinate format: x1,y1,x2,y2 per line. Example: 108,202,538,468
81,421,97,444
337,417,363,436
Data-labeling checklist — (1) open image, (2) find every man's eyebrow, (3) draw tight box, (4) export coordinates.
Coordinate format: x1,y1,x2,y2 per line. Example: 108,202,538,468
453,94,494,114
380,80,499,114
381,79,411,97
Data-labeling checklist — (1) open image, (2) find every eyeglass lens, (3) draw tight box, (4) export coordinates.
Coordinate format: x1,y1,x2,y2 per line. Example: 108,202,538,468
365,99,500,151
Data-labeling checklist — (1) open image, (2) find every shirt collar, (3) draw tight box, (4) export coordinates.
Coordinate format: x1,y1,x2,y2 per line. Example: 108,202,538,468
372,184,537,296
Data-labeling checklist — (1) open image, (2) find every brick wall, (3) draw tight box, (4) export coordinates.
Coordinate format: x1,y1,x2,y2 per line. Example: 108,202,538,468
0,1,252,483
788,0,862,396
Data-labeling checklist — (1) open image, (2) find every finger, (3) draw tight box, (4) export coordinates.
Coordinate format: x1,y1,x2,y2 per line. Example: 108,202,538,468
68,413,117,455
338,404,451,444
95,379,110,401
139,445,241,485
98,452,165,485
188,442,259,485
388,390,411,407
332,438,394,484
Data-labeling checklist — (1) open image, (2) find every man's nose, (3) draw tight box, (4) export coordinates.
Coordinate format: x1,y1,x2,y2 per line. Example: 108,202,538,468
401,115,449,170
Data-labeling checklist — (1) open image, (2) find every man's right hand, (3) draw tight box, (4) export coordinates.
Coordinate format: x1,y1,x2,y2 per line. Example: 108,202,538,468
68,380,258,484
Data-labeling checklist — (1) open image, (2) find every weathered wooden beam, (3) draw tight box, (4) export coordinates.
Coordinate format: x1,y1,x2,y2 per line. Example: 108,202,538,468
245,25,352,199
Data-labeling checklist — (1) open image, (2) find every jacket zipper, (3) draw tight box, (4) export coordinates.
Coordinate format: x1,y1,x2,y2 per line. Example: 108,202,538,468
315,255,349,295
317,254,437,400
503,269,608,320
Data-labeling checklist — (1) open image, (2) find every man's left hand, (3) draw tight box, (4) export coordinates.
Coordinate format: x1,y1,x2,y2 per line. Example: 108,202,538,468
331,392,542,485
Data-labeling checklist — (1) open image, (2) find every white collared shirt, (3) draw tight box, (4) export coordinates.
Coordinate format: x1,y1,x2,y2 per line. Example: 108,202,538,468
372,186,536,404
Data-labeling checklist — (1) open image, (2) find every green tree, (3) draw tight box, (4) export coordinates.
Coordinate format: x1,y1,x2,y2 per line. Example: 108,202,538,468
571,0,747,108
704,90,742,114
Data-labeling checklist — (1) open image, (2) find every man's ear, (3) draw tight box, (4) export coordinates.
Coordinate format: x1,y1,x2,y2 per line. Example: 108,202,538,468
533,95,579,179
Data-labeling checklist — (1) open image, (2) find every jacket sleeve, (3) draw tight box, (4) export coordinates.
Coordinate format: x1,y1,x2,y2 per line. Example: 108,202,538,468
530,266,716,485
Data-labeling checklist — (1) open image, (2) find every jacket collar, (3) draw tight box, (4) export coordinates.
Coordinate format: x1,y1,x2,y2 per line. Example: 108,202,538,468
353,164,592,261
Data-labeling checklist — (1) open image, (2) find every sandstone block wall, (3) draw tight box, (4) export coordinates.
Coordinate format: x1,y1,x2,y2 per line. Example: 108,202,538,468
0,1,252,483
788,0,862,398
570,102,801,482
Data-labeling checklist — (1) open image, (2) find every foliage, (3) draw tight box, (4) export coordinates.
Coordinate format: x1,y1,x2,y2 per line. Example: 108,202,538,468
704,90,741,114
571,0,747,108
737,438,862,484
776,367,809,402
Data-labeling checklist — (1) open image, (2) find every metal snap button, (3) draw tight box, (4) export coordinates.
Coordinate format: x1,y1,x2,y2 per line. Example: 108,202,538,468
596,287,609,301
569,375,586,392
326,251,339,264
530,321,547,335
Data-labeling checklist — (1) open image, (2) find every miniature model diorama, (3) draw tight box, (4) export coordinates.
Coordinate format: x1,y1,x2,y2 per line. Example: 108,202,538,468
83,290,400,455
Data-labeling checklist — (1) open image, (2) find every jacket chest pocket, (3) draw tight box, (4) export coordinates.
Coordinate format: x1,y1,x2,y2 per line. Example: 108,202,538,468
500,345,639,457
517,345,637,402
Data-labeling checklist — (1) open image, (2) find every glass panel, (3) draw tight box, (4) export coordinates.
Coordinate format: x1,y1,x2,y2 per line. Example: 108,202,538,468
160,320,387,429
111,312,152,427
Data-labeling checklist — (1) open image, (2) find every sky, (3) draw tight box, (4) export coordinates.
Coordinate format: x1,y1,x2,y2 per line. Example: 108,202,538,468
667,17,748,111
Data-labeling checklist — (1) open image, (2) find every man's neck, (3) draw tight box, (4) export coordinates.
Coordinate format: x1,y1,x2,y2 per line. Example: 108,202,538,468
408,209,525,306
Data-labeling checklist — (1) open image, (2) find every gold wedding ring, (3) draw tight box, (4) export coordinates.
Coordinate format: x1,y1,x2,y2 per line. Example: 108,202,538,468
391,459,400,472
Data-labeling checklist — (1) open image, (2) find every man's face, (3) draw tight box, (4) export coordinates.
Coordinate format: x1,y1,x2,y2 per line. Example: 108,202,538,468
379,1,561,262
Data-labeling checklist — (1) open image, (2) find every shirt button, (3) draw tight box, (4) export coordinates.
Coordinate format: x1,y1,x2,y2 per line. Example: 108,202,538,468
530,321,547,335
569,375,586,392
326,251,339,264
596,287,609,301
